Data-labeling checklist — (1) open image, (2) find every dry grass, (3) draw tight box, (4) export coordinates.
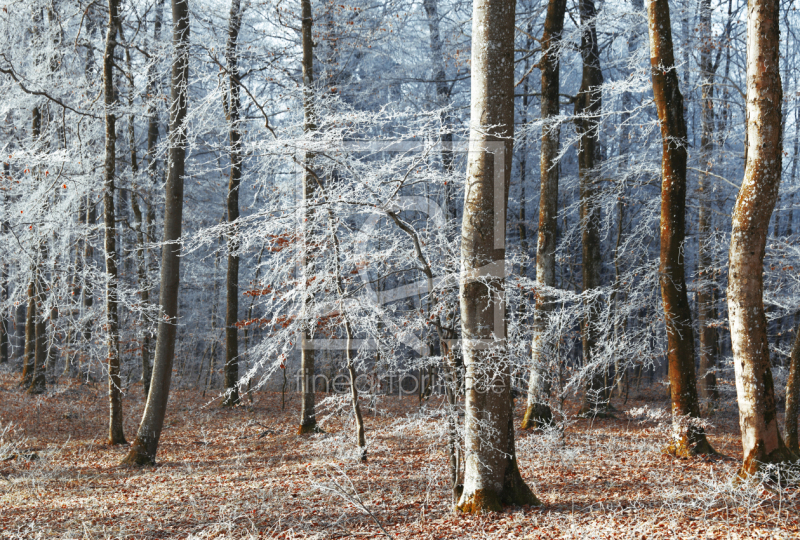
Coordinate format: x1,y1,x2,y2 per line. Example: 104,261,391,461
0,371,798,539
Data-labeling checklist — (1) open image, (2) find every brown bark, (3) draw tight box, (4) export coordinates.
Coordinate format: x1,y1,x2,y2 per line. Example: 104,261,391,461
696,0,719,406
647,0,714,457
222,0,243,407
122,0,190,466
786,324,800,452
574,0,609,417
298,0,318,434
455,0,539,513
522,0,566,430
728,0,797,476
103,0,126,445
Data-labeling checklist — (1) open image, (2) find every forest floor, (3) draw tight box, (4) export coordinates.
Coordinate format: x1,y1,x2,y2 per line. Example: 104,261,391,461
0,370,798,539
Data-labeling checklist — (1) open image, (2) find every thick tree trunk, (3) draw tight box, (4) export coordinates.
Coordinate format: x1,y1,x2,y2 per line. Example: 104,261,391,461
222,0,243,407
103,0,126,445
728,0,797,475
696,0,719,406
647,0,714,457
521,0,566,430
455,0,539,513
574,0,609,417
298,0,318,434
121,0,190,466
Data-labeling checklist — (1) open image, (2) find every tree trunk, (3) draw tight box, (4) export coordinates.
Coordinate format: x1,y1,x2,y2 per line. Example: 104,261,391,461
575,0,608,417
298,0,318,434
647,0,714,457
696,0,719,406
455,0,539,513
522,0,566,430
21,281,35,387
728,0,797,476
786,324,800,452
28,272,47,394
121,0,190,466
103,0,126,445
222,0,243,407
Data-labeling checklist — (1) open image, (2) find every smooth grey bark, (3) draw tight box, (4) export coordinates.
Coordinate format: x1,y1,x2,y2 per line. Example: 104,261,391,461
456,0,539,513
122,0,190,466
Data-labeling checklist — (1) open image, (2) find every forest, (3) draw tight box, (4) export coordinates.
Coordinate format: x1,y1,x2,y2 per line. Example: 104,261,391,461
0,0,799,536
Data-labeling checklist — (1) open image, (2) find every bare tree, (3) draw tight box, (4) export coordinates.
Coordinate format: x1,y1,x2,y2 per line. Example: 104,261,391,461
122,0,191,466
575,0,608,416
522,0,566,430
298,0,319,434
222,0,244,407
102,0,126,445
696,0,719,406
647,0,714,457
456,0,539,513
728,0,797,475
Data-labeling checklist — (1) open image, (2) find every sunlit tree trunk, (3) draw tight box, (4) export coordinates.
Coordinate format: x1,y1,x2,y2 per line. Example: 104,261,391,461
728,0,797,475
647,0,714,456
298,0,319,434
575,0,608,416
221,0,244,407
122,0,190,466
21,280,35,387
521,0,566,430
455,0,539,513
28,271,47,394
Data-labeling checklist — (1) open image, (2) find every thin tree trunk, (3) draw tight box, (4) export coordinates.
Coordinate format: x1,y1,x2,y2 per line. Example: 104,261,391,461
575,0,608,416
298,0,318,434
522,0,566,430
728,0,797,475
222,0,243,407
696,0,719,406
456,0,539,513
121,0,190,466
21,281,35,387
103,0,125,445
647,0,714,456
28,271,47,394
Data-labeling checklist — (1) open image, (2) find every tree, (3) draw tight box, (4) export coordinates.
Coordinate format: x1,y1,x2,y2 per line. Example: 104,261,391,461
298,0,318,434
574,0,608,416
521,0,566,430
647,0,714,457
728,0,798,475
103,0,126,445
222,0,244,407
696,0,720,407
455,0,539,513
122,0,191,466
